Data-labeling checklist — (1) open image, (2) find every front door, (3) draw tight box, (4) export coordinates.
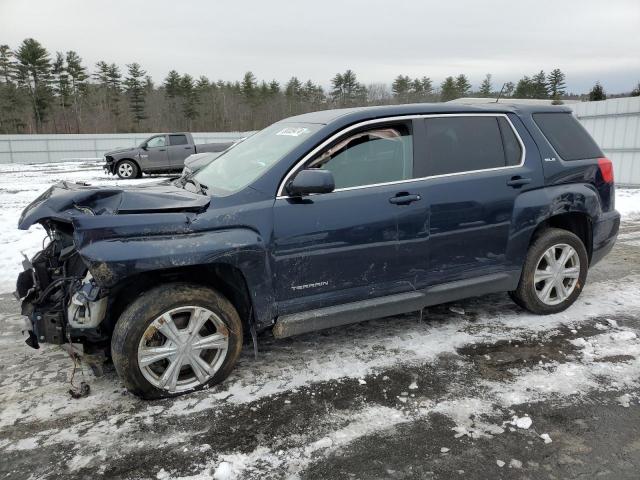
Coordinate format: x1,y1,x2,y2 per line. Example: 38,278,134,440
143,135,170,170
272,122,415,315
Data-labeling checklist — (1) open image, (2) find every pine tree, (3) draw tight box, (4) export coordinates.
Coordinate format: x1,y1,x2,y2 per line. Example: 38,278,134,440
0,45,24,133
285,77,302,98
268,80,280,95
105,63,122,121
124,62,147,127
196,75,210,91
241,71,257,103
392,75,411,102
64,51,87,132
93,61,109,84
479,74,493,97
416,76,433,100
514,76,534,98
531,70,549,99
440,76,458,101
331,69,366,106
180,74,199,126
631,82,640,97
14,38,53,131
588,82,606,101
163,70,182,98
52,52,71,107
0,45,16,84
547,69,566,101
455,74,471,98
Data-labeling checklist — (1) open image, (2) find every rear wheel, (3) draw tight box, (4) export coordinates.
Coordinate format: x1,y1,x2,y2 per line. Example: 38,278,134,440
111,283,243,399
510,228,588,314
116,159,139,179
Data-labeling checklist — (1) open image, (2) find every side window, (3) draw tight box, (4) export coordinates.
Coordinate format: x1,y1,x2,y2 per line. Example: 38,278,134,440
532,112,602,161
308,125,413,189
169,134,188,146
498,117,523,166
415,116,507,177
146,136,166,148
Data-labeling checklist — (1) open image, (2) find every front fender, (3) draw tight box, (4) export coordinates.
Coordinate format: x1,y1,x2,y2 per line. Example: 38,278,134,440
506,183,602,269
72,216,275,326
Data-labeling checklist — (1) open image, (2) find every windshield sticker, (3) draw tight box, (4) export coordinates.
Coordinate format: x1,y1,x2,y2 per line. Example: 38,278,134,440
276,127,310,137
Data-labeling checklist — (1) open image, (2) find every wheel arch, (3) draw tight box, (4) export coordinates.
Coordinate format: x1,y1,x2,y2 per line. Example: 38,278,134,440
105,263,256,338
530,212,593,263
509,183,600,268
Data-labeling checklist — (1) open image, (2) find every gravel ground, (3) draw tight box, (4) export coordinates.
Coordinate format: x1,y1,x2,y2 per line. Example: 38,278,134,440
0,163,639,479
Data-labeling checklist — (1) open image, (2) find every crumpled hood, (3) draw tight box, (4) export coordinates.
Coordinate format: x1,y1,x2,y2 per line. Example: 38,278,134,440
18,181,211,230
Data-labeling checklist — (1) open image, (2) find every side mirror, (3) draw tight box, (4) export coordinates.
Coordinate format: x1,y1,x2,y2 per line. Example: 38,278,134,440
141,144,148,150
286,169,335,196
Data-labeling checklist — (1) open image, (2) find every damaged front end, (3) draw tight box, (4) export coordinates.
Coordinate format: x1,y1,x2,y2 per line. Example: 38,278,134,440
15,180,211,352
16,220,110,351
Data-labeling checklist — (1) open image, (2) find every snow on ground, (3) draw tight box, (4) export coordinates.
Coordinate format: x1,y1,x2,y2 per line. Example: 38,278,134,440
616,187,640,218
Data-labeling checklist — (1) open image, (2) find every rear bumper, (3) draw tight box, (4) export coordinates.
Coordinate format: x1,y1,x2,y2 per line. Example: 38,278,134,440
591,210,620,266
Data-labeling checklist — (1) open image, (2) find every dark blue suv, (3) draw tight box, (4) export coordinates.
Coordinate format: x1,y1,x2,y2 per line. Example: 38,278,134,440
16,103,620,398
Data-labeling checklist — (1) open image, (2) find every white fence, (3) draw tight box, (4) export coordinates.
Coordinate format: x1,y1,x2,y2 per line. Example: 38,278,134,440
0,132,251,164
568,97,640,187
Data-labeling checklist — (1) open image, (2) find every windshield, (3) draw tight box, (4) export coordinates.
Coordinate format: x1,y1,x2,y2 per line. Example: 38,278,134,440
193,122,320,195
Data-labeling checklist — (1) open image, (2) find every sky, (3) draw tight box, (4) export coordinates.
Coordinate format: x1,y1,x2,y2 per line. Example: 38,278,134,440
1,0,639,94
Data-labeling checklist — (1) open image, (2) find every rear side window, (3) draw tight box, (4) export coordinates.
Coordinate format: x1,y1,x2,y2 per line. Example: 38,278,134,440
415,116,514,177
533,113,602,161
169,134,189,146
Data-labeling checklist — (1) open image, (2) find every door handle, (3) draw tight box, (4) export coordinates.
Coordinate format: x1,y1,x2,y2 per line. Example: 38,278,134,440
158,148,166,152
184,146,192,149
507,176,532,188
389,193,421,205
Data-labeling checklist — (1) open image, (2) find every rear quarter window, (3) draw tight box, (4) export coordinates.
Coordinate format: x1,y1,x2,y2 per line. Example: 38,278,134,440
533,112,602,161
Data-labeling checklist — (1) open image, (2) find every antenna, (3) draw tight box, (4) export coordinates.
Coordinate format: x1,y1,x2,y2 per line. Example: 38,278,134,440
495,83,506,103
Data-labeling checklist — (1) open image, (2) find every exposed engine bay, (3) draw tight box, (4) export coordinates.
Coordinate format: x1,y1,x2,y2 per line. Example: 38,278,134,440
15,220,110,352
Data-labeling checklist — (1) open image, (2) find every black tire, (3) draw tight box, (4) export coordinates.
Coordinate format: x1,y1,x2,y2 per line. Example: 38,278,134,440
111,283,243,399
115,159,139,179
510,228,589,315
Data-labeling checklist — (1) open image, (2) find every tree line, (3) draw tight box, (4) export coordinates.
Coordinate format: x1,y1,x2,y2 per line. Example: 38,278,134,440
1,38,639,134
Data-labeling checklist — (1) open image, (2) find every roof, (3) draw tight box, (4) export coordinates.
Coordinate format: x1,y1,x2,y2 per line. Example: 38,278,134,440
281,102,571,126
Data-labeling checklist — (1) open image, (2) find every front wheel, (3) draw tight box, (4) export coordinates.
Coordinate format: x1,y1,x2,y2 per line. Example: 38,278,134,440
116,159,139,179
111,283,243,399
510,228,589,315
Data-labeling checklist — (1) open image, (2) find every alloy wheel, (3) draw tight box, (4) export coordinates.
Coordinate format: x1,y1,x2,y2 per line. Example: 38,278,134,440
137,306,229,393
118,162,133,178
533,243,581,306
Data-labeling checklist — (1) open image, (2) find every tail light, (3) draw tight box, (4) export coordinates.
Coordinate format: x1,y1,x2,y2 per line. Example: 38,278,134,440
598,157,614,184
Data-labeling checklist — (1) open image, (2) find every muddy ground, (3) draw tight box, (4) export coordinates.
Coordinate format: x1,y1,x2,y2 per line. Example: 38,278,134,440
1,218,640,479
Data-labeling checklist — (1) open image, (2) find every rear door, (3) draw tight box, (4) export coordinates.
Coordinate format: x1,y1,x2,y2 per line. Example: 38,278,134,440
397,114,543,287
168,134,194,169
